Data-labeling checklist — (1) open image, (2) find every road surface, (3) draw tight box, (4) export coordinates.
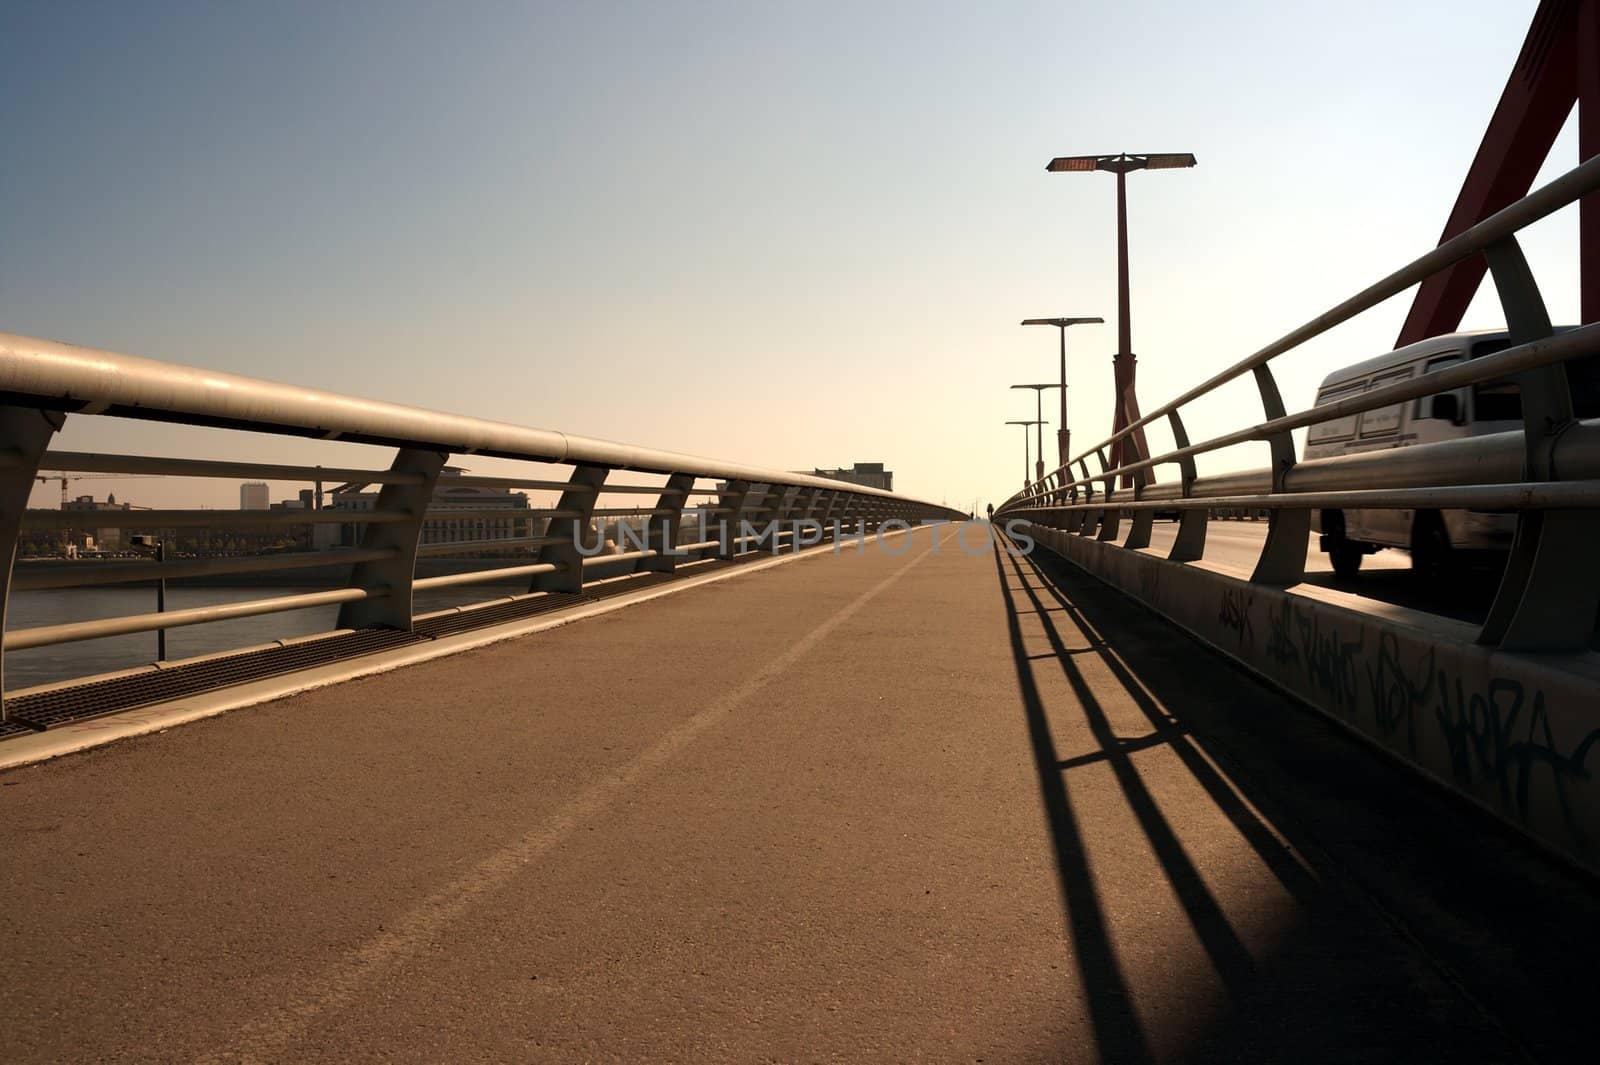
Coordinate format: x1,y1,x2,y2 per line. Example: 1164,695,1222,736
2,525,1594,1062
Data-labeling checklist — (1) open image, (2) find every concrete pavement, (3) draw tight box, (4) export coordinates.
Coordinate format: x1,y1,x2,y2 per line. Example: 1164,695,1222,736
2,524,1595,1062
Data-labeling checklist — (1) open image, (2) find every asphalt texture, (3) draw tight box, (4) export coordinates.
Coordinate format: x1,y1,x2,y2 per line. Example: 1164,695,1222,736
2,524,1596,1063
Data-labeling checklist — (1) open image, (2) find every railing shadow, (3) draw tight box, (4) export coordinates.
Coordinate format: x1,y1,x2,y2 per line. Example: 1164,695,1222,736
992,536,1600,1063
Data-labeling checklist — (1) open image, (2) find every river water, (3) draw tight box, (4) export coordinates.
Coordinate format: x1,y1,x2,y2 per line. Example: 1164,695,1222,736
3,584,528,691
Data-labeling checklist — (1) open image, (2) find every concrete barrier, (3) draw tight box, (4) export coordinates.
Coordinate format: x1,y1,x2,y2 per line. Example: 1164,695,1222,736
1021,520,1600,874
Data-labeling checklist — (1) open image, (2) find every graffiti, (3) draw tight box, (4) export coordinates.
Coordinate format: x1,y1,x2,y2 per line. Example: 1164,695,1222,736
1264,598,1299,668
1434,673,1600,830
1217,587,1254,650
1202,585,1600,852
1294,608,1364,713
1364,631,1434,755
1260,597,1363,712
1353,630,1596,838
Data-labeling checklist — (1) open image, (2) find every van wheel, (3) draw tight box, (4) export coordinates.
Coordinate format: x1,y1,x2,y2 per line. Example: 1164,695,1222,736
1322,511,1362,579
1411,512,1453,583
1329,540,1363,579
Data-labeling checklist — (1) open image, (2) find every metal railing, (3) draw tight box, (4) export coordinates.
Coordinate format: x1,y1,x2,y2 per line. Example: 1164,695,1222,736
996,154,1600,652
0,337,964,718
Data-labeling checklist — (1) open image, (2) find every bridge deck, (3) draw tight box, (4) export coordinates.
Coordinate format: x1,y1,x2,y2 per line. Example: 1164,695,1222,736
1,525,1594,1063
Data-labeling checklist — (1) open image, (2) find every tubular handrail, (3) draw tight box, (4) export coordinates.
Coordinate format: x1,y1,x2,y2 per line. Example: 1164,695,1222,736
0,332,929,500
1048,324,1600,492
0,335,964,721
2,586,380,651
1019,480,1600,513
1036,152,1600,486
36,451,427,484
998,153,1600,652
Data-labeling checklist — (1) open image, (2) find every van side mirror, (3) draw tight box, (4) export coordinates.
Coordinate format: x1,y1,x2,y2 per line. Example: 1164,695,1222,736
1427,393,1462,424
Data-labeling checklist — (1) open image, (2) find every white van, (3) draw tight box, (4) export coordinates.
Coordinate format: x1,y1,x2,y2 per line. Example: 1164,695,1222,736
1305,328,1596,579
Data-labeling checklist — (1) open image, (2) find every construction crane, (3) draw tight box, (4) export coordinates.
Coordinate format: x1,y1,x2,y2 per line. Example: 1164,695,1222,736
36,471,156,508
34,471,160,556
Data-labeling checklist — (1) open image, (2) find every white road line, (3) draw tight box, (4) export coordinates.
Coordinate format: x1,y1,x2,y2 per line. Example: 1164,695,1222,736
201,525,956,1064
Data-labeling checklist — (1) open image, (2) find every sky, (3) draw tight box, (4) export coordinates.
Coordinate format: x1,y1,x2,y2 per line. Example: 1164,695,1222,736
0,0,1583,513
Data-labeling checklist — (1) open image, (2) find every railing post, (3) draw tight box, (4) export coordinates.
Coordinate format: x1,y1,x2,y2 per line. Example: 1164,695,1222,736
533,463,609,594
1095,448,1121,541
1478,236,1600,650
1123,395,1155,549
640,472,695,574
793,487,825,551
716,479,752,559
1039,473,1065,544
1248,363,1310,585
819,490,842,540
842,492,868,538
738,482,779,552
336,448,446,630
1166,409,1208,561
0,406,64,721
1074,459,1096,535
762,484,797,553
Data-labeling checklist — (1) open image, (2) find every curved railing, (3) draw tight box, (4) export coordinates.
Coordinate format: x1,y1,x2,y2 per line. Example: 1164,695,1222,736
996,154,1600,653
0,336,964,721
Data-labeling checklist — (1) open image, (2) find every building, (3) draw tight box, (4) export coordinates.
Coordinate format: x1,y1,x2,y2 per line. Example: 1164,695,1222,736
61,492,145,552
239,482,270,510
322,466,536,551
807,462,893,492
422,468,535,547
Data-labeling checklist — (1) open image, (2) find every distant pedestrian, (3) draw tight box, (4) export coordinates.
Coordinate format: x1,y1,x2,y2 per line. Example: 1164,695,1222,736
985,503,994,521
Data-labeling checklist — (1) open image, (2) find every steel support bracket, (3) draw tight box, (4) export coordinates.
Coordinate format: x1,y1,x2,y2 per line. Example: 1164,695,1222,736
1478,236,1600,649
1166,409,1208,562
716,479,753,559
0,406,65,719
640,472,695,574
533,463,610,594
1095,448,1121,541
337,448,447,630
1075,458,1097,535
1250,362,1310,585
1123,424,1155,550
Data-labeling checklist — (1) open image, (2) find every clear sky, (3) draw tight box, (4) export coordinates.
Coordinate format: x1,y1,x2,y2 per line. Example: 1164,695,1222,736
1,0,1581,512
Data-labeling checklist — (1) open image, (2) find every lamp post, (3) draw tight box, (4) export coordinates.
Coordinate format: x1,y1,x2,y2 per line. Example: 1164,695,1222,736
1011,383,1065,484
1020,316,1101,470
1046,152,1195,485
1005,419,1044,490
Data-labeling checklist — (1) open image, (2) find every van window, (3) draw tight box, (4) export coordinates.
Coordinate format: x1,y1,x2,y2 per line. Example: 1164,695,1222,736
1358,368,1412,436
1414,355,1463,417
1309,380,1364,443
1473,380,1521,422
1470,336,1600,419
1568,352,1600,417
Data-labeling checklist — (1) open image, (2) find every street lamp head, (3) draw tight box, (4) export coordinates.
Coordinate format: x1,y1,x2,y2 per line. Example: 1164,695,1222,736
1046,152,1196,174
1011,383,1065,391
1021,317,1104,328
1143,152,1198,170
1004,419,1043,426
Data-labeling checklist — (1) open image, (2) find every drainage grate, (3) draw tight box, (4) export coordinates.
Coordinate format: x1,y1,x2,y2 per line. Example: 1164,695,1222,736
0,718,35,741
5,628,427,731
